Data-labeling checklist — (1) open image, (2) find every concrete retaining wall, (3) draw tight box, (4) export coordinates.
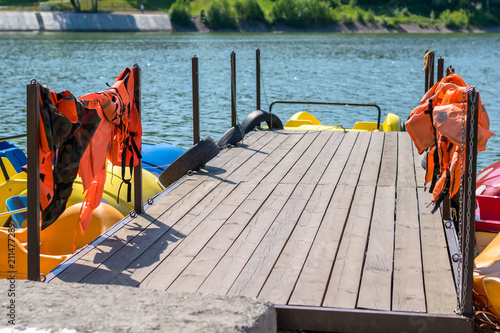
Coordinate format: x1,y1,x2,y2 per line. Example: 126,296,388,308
0,11,172,31
0,12,40,31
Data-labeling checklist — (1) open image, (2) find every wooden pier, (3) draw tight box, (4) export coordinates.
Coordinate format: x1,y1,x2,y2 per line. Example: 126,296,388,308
47,130,472,332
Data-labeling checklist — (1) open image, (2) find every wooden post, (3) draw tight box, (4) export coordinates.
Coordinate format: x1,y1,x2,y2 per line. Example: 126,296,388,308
460,88,479,317
27,82,40,281
256,48,261,111
231,51,237,127
424,51,434,92
133,64,143,214
437,57,444,82
192,55,200,145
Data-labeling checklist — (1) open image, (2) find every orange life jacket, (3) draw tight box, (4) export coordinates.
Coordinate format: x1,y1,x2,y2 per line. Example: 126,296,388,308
76,99,112,234
35,67,141,234
406,73,493,210
37,85,101,229
77,67,141,233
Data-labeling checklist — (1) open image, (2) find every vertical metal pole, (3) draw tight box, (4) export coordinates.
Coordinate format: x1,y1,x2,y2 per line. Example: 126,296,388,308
437,57,444,82
256,48,261,111
424,51,435,92
460,89,479,317
428,52,434,89
192,55,200,145
443,196,450,221
424,51,430,92
27,82,40,281
231,51,237,127
133,64,143,214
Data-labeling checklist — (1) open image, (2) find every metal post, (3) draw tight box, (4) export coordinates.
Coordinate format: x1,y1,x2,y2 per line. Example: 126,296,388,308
446,65,455,76
192,55,200,145
437,57,444,82
133,64,143,214
443,196,450,221
429,52,434,89
425,51,434,92
27,82,40,281
231,51,237,127
424,52,430,92
256,48,261,111
460,89,479,317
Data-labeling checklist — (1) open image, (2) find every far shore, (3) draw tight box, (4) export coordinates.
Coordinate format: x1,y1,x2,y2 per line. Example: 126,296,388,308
179,15,500,33
1,9,500,33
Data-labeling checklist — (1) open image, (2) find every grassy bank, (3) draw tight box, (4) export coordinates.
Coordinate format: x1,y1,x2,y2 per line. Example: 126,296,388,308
2,0,499,30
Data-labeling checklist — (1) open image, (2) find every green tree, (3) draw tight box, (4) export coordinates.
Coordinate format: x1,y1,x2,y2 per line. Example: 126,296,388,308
206,0,239,29
235,0,266,22
170,0,192,26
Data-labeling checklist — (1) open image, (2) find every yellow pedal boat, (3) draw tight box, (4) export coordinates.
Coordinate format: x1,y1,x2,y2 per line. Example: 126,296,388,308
284,111,402,132
0,155,163,279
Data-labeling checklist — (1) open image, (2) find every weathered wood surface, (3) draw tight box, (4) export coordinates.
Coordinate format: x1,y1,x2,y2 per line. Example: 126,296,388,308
49,130,457,317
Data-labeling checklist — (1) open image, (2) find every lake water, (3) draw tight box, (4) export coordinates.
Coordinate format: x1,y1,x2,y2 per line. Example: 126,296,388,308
0,32,499,169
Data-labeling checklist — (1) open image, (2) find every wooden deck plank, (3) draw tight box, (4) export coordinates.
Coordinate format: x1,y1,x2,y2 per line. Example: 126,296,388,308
208,131,282,181
225,132,291,183
413,143,427,188
172,132,318,294
242,132,310,183
187,130,267,181
257,184,333,304
50,179,208,283
260,131,320,184
357,185,395,311
392,185,426,312
317,132,358,185
256,133,346,304
322,185,376,309
300,132,345,185
113,134,305,286
398,132,416,188
418,187,457,315
378,131,398,187
196,183,298,295
79,180,236,285
227,183,316,298
47,130,463,332
280,131,333,184
357,132,384,187
107,181,242,286
140,181,261,290
337,131,371,186
286,184,354,307
170,132,343,295
288,132,372,306
69,131,283,285
51,132,269,284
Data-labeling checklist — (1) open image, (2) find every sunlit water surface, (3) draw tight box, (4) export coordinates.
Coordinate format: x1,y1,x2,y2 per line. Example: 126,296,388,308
0,32,499,169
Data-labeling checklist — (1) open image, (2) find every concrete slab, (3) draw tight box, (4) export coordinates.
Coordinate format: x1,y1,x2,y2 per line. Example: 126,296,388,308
0,12,39,31
39,12,171,31
0,280,276,332
0,12,171,32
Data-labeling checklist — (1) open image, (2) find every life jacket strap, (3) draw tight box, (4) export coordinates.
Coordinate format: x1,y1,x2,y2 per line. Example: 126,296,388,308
432,169,451,213
429,147,440,193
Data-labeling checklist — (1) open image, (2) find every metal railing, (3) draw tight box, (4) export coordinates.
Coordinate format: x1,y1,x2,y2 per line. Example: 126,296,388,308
268,101,382,130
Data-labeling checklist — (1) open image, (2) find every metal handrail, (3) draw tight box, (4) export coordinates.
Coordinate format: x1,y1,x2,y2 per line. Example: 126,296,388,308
268,101,382,130
0,133,27,142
